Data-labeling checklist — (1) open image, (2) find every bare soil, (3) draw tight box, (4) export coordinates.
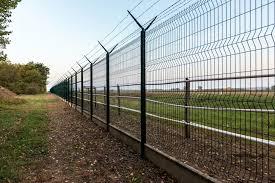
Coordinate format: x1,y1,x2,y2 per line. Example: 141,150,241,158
0,86,16,98
22,94,175,183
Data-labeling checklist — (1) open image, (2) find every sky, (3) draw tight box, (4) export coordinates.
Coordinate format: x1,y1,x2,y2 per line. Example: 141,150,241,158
6,0,274,91
6,0,180,90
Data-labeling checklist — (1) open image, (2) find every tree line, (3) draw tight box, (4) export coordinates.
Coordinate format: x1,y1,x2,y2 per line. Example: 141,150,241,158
0,61,49,94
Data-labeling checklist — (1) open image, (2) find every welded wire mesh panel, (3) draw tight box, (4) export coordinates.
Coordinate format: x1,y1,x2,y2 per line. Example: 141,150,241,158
49,0,275,181
109,37,141,139
93,58,106,122
145,0,275,182
83,67,91,112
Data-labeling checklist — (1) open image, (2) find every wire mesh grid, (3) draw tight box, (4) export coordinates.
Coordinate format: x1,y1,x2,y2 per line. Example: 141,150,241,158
109,37,141,139
76,71,82,108
50,0,275,182
83,67,91,112
144,0,275,181
93,58,107,122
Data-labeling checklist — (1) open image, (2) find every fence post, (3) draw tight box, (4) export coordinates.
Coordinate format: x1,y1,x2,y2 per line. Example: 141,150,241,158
62,80,64,99
71,75,73,105
64,77,67,102
98,42,118,132
59,81,60,98
62,80,64,100
63,80,65,100
67,78,69,102
84,56,98,120
81,68,84,115
128,11,157,159
75,72,77,109
90,63,93,119
185,78,190,138
140,29,146,159
76,63,84,115
94,87,97,108
60,81,62,99
106,54,110,130
271,151,275,181
62,81,64,99
65,78,67,101
71,68,77,109
64,79,67,101
64,80,66,100
104,86,106,111
66,79,68,101
117,84,121,115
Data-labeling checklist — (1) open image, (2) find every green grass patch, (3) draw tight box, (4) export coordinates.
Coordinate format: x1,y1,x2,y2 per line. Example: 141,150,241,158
94,93,275,140
0,94,49,182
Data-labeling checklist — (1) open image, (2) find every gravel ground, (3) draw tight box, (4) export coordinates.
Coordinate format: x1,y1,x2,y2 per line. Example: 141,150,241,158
23,94,176,183
71,96,275,182
107,108,274,182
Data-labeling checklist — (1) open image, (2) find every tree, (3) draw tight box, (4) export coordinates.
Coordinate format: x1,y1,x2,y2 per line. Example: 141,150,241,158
0,0,21,61
26,62,50,92
0,61,49,94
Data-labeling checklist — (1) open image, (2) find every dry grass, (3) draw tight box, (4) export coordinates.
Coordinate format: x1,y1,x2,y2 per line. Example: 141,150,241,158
0,86,25,105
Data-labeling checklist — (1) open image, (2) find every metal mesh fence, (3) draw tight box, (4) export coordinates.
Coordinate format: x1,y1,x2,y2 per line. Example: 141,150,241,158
50,0,275,182
93,58,107,122
144,0,275,181
109,37,141,139
83,67,91,112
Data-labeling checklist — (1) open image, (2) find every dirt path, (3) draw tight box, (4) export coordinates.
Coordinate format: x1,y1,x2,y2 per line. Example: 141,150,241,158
24,94,175,183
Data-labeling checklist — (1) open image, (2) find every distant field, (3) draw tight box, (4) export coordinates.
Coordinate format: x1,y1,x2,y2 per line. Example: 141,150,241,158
85,91,275,141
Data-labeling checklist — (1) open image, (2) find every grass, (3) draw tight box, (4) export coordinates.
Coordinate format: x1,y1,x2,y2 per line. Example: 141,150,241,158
0,94,52,182
0,96,26,106
92,92,275,140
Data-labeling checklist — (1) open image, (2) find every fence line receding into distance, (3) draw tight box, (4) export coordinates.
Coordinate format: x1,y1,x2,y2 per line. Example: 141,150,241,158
50,0,275,182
